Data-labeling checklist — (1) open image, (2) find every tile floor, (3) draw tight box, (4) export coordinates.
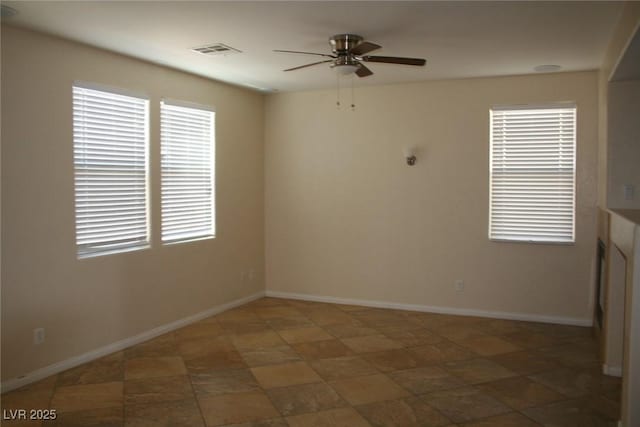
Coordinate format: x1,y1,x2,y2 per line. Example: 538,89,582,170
1,297,621,426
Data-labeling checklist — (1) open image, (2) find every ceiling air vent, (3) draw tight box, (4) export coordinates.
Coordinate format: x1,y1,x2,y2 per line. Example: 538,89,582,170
191,43,241,56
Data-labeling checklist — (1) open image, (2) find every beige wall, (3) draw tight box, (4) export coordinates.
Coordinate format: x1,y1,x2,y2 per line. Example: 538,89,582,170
265,72,599,322
1,26,265,381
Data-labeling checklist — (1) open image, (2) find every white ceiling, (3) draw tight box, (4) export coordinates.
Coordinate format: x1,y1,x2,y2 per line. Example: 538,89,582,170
2,1,624,92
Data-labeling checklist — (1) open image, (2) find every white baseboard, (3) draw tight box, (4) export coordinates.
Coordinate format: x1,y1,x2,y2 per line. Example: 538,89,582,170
265,290,593,327
603,364,623,377
1,291,265,393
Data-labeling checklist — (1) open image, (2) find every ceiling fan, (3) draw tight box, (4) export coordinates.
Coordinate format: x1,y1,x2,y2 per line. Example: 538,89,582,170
274,34,426,77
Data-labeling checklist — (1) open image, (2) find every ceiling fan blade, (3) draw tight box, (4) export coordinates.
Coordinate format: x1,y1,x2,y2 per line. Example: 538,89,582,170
355,63,374,78
362,55,426,66
274,49,335,58
284,59,333,72
350,41,381,56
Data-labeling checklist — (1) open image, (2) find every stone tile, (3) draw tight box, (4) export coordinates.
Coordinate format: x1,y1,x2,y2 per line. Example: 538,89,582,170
51,382,123,413
219,419,288,427
522,322,592,339
489,351,561,375
245,298,288,308
232,331,287,351
251,361,321,389
522,398,613,426
292,339,354,360
266,382,347,416
350,309,407,324
500,330,561,349
528,367,600,398
341,335,404,353
124,357,187,380
175,322,224,341
323,323,379,339
474,319,525,336
198,391,279,426
266,316,314,330
124,398,204,427
0,417,41,426
460,412,541,427
408,342,476,365
428,324,487,343
408,312,453,330
125,374,193,405
239,345,302,367
310,356,379,381
185,350,247,373
219,320,273,335
57,352,124,387
216,308,262,322
588,392,622,421
286,407,371,427
178,336,235,360
329,374,409,405
458,336,522,356
305,309,356,326
277,327,334,344
477,376,564,410
537,342,601,369
48,406,123,426
423,387,511,423
124,334,179,359
381,328,443,347
362,349,426,373
390,366,467,394
443,358,516,384
191,368,260,396
254,306,303,320
1,376,57,414
334,303,369,312
352,311,418,331
356,397,452,427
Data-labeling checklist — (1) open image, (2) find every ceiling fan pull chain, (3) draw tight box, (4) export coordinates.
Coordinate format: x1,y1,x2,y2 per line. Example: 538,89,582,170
336,73,341,109
350,75,356,111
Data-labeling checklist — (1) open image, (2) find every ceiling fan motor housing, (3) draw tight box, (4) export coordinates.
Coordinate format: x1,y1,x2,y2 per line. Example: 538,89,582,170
329,34,363,55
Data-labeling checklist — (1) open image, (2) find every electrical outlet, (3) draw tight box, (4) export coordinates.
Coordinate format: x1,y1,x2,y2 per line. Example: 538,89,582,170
455,280,465,292
624,184,635,201
248,269,255,281
33,328,45,345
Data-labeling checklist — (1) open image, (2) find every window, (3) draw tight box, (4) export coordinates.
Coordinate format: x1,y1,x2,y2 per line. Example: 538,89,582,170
489,105,576,243
160,101,215,243
73,84,149,257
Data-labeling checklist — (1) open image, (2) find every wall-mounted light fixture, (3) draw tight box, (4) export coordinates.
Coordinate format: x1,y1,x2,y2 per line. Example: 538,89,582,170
403,146,417,166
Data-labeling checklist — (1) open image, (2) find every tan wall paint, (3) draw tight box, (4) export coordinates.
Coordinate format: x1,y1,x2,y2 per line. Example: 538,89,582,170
265,72,599,321
1,26,265,381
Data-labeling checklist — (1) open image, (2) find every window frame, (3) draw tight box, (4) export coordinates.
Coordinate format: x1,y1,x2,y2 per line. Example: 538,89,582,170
488,103,577,245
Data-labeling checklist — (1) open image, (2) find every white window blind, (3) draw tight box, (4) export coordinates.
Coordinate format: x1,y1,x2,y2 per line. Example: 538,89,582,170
73,84,149,257
161,101,215,243
489,105,576,243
